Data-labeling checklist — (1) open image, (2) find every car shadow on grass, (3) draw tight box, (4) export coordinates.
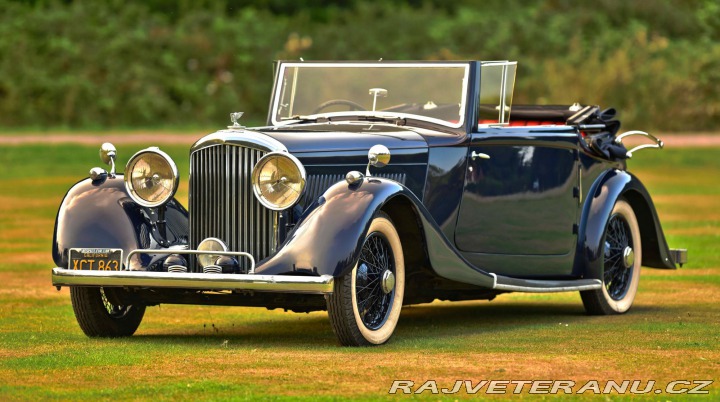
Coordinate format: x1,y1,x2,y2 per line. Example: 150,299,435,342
127,300,675,348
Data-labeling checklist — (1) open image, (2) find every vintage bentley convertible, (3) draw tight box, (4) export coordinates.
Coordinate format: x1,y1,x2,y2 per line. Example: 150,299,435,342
51,61,687,346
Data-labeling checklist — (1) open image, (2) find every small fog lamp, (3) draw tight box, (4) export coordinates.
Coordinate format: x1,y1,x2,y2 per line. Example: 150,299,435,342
197,238,227,268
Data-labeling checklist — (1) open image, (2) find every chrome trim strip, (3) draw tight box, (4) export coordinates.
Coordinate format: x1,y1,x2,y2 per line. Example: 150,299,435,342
225,146,231,250
578,165,583,205
499,63,508,124
126,248,256,274
52,268,334,294
191,130,287,153
493,278,602,293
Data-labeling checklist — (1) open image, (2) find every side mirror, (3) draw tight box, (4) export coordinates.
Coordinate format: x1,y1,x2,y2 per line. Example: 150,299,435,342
366,144,390,176
99,143,117,177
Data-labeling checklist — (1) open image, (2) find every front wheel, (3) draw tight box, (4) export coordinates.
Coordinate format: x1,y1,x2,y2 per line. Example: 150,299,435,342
581,199,642,315
327,212,405,346
70,287,145,337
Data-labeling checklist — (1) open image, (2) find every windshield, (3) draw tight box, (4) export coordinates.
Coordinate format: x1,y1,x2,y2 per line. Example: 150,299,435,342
271,62,470,128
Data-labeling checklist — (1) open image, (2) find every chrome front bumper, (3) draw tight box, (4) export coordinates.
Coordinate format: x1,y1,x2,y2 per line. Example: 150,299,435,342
51,268,334,294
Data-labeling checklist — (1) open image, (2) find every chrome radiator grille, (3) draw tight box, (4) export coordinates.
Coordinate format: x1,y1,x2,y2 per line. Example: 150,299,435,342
189,145,276,272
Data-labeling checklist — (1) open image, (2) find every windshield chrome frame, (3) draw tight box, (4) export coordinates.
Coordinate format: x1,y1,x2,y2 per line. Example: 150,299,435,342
476,60,518,127
270,62,471,129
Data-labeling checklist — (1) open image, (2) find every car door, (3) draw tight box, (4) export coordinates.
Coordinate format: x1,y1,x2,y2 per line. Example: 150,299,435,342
454,127,580,277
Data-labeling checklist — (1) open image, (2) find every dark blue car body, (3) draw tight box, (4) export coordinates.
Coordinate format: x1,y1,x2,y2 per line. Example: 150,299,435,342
51,61,684,345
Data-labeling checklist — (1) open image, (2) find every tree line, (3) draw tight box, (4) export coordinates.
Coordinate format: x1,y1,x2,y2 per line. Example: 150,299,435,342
0,0,717,131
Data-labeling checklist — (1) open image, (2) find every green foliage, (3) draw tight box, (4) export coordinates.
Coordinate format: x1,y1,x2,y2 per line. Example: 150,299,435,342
0,0,717,130
0,1,290,128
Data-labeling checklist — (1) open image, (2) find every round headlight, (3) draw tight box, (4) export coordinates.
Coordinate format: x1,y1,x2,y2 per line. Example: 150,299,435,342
251,152,306,211
197,237,227,268
124,147,179,208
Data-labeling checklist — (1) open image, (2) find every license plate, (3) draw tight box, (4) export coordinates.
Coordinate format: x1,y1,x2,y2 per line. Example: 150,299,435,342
69,248,123,271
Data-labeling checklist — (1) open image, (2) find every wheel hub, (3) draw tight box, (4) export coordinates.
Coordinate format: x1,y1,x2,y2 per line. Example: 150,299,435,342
381,270,395,294
623,246,635,269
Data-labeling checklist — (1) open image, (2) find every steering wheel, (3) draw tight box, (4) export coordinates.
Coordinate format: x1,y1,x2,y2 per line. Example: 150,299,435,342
312,99,366,114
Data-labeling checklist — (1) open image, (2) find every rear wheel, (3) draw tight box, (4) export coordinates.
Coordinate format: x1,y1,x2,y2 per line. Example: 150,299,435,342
327,212,405,346
581,199,642,315
70,287,145,337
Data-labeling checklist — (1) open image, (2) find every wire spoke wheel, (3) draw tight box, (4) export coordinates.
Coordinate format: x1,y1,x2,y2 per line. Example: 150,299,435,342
355,233,395,330
327,211,405,346
100,288,132,319
603,214,633,300
581,199,642,315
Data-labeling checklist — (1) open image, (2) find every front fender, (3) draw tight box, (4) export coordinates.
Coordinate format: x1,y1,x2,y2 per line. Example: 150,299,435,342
52,175,189,270
255,177,496,288
574,169,676,279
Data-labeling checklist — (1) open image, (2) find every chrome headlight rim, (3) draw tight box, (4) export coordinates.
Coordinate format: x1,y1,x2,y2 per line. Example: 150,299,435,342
251,151,306,211
124,147,179,208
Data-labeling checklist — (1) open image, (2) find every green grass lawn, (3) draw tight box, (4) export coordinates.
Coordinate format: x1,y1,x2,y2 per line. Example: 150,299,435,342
0,141,718,400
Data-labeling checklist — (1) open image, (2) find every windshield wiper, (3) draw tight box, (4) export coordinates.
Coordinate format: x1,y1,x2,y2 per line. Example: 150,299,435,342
331,114,407,126
280,115,328,124
280,114,407,126
359,115,405,123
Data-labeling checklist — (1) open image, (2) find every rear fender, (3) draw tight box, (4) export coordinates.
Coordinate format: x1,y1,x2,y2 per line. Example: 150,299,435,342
255,177,496,288
574,169,676,279
52,175,189,270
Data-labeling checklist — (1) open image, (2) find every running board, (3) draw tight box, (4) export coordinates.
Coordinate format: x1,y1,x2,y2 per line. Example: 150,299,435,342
492,275,602,293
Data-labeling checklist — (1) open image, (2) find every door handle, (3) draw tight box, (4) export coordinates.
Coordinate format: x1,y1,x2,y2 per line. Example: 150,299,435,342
471,151,490,160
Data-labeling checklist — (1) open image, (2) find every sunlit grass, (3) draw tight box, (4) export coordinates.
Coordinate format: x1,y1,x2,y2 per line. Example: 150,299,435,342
0,142,718,400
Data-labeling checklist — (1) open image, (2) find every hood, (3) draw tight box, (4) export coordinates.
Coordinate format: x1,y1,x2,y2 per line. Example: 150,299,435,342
190,122,431,204
255,122,428,153
191,122,430,160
